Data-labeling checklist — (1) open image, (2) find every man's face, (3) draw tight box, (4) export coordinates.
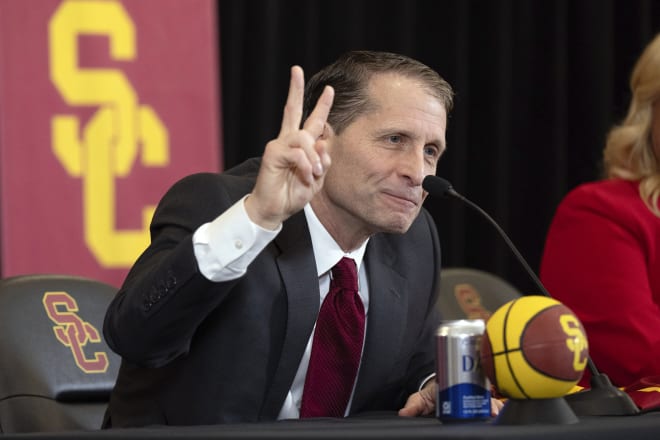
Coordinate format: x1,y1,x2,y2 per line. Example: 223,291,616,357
317,72,447,239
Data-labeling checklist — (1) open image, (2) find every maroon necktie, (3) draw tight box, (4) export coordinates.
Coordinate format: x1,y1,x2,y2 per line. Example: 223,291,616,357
299,257,365,418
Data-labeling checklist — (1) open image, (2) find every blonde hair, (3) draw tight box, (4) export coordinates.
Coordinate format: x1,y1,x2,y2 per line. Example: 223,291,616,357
603,33,660,217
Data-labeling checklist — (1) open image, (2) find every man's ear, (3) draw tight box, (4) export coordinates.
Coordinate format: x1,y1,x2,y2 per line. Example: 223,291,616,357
320,122,335,140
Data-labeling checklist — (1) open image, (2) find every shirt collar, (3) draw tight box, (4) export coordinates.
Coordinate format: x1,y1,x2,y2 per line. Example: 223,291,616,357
303,204,368,277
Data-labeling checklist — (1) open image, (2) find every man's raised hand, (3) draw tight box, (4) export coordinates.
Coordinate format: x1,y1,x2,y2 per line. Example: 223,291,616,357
245,66,334,230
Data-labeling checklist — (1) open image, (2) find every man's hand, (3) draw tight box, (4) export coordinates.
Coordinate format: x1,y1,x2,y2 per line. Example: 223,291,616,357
398,381,436,417
398,381,505,417
245,66,334,230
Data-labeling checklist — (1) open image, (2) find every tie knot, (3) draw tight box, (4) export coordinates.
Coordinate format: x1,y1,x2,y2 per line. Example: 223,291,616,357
331,257,358,291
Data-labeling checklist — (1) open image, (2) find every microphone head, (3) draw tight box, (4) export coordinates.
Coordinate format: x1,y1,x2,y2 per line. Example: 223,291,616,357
423,175,454,197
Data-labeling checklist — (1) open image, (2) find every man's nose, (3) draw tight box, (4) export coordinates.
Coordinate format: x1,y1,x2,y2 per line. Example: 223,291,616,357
400,147,426,185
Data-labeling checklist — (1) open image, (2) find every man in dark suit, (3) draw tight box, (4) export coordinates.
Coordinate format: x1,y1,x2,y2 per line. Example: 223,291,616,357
103,51,453,427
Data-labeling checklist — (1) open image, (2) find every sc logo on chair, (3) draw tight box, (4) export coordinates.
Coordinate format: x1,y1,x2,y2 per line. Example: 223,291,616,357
42,291,109,373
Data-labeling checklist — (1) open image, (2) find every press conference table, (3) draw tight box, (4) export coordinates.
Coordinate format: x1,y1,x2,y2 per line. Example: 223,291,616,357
3,412,660,440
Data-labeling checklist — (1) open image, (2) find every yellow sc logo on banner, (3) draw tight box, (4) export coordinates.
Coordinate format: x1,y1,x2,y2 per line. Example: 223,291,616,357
49,0,169,267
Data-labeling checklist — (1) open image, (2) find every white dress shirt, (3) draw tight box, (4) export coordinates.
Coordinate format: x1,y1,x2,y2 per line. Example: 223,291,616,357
192,196,370,419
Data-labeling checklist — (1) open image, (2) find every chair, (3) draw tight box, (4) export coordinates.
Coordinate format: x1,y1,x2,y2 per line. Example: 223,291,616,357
0,274,121,433
436,267,523,321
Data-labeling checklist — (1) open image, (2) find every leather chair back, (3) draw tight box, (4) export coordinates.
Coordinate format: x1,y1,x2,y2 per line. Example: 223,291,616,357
437,267,522,321
0,274,120,433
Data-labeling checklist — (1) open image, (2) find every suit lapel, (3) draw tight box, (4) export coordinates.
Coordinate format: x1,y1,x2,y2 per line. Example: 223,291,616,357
260,211,319,418
351,236,408,412
260,222,410,416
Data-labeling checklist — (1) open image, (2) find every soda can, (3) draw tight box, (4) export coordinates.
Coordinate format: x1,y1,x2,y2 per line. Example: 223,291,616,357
436,319,491,422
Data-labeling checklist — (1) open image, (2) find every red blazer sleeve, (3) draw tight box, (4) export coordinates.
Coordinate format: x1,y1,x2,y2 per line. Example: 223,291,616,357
540,180,660,387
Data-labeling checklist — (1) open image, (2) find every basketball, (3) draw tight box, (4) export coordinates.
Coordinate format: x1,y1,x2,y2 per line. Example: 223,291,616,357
480,295,589,399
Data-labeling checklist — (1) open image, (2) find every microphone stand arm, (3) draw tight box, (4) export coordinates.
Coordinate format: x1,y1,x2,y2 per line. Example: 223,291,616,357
448,190,553,299
446,188,639,416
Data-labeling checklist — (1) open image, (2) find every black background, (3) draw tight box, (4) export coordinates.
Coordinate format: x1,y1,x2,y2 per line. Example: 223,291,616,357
216,0,660,293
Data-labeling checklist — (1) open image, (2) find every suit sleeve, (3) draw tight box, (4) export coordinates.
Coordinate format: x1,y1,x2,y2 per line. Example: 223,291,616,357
103,173,250,368
402,208,442,399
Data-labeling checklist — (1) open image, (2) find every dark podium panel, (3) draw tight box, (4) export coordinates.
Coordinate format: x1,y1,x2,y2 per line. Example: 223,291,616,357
1,412,659,440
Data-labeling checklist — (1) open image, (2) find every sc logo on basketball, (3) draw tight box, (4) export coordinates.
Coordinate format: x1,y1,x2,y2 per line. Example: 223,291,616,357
560,314,589,372
42,291,109,373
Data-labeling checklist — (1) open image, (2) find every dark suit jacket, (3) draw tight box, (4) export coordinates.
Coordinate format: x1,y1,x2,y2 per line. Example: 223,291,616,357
103,158,442,427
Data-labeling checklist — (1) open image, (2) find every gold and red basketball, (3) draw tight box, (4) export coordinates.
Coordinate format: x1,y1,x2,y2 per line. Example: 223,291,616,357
480,295,589,399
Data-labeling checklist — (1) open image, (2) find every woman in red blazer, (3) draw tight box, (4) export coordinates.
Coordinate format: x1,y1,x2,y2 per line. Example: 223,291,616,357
540,34,660,388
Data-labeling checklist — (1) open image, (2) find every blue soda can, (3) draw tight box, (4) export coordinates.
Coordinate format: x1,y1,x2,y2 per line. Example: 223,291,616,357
436,319,491,422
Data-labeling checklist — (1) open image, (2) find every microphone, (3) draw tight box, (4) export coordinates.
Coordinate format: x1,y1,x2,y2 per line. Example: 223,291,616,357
423,175,639,417
423,176,552,298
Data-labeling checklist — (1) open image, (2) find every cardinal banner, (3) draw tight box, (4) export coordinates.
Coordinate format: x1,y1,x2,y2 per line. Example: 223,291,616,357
0,0,221,287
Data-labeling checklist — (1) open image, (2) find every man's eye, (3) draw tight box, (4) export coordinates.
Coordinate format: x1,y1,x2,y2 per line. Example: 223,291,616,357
424,145,439,157
388,135,402,143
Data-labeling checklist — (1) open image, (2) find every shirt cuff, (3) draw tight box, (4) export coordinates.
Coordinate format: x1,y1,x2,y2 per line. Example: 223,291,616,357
193,195,281,281
419,373,436,391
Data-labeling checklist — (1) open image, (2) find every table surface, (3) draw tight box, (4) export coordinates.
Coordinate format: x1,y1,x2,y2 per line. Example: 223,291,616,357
3,411,660,440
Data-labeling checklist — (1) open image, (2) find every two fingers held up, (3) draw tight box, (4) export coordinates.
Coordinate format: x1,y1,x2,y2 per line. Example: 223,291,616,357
274,65,334,186
246,66,335,230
